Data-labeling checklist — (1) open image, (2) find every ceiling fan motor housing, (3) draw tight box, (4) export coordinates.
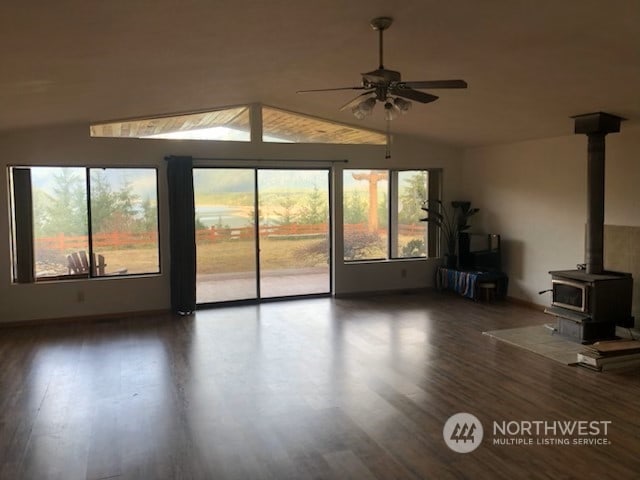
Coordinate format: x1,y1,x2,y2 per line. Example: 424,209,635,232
362,68,402,86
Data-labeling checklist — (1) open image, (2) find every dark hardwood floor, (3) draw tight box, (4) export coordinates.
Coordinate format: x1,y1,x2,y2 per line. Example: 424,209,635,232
1,291,640,479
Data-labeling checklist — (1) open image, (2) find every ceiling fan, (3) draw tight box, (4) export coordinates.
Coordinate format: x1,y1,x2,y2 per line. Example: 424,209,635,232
297,17,468,121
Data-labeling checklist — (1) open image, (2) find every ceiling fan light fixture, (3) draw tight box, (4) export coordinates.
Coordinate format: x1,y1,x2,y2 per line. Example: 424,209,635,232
393,97,412,113
351,105,367,120
358,97,377,116
384,102,398,121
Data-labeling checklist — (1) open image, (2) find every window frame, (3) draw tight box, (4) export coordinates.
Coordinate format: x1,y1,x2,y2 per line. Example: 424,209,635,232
9,165,162,282
343,168,441,263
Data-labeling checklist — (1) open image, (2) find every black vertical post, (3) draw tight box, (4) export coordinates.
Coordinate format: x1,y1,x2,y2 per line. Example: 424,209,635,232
166,156,196,314
585,133,606,274
572,112,623,275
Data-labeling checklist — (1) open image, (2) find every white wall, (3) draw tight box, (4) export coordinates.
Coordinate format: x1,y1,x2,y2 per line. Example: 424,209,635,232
461,124,640,306
0,123,463,323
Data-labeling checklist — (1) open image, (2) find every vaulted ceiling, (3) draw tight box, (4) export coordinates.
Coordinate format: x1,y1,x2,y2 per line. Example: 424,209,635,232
1,1,638,147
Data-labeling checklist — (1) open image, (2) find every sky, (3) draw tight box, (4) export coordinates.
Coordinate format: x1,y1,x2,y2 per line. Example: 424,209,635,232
29,167,158,203
193,169,330,195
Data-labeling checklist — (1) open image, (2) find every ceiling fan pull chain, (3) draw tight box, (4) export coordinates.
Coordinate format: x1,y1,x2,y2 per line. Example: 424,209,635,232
386,119,391,159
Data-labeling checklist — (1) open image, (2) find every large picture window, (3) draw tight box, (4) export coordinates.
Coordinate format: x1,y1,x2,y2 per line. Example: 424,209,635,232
10,166,160,281
343,169,434,262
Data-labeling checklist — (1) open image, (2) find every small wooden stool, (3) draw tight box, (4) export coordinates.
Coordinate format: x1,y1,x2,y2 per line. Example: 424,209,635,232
477,281,497,301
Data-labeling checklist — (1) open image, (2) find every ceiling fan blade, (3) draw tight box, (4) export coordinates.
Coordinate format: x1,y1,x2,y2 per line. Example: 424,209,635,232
399,80,468,89
339,91,376,111
389,88,439,104
297,86,366,93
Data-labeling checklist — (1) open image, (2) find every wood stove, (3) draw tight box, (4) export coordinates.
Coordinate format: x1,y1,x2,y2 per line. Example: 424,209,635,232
544,112,634,343
546,270,633,342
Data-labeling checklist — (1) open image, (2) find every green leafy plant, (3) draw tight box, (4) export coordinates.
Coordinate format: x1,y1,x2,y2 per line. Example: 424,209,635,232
420,200,479,256
401,238,426,257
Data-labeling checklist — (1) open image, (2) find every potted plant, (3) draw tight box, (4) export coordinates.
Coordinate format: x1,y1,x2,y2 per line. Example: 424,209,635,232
420,200,479,268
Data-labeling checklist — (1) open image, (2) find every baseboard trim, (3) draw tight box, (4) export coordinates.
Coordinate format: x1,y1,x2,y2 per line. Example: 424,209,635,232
0,309,171,329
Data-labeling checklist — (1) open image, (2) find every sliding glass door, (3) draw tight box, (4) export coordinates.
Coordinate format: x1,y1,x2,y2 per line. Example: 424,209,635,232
258,170,330,298
194,168,330,304
194,169,257,303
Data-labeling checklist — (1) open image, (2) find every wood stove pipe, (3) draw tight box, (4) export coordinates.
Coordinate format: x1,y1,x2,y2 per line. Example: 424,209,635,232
572,112,623,275
586,132,606,274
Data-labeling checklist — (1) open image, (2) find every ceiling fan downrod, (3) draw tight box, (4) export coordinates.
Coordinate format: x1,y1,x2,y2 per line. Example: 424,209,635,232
371,17,393,70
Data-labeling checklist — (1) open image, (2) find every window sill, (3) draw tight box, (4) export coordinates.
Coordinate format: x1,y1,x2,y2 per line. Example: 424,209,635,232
16,272,162,285
343,257,430,265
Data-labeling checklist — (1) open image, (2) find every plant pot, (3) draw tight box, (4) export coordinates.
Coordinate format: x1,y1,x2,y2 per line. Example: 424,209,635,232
443,254,458,269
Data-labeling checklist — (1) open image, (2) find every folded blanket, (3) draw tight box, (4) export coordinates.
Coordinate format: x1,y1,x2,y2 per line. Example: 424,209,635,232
440,268,480,299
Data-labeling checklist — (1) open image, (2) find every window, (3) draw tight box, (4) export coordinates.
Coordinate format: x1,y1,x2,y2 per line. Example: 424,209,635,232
393,170,429,258
90,106,251,141
262,106,386,144
343,169,389,261
89,104,386,145
343,169,434,261
10,167,159,281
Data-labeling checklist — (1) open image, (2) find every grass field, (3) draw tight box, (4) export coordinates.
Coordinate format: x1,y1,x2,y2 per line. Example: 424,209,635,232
196,236,329,274
35,232,423,278
35,236,329,277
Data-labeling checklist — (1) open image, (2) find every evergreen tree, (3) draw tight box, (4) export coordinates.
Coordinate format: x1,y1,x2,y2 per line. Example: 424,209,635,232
377,191,389,228
298,186,327,225
113,179,140,232
40,169,87,236
32,189,53,237
398,171,428,224
90,173,141,233
343,191,367,224
115,179,138,219
89,170,115,233
195,215,207,230
274,195,298,225
140,196,158,232
247,208,265,227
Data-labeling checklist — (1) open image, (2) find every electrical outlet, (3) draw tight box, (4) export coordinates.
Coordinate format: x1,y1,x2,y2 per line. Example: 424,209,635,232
77,290,85,303
401,268,407,278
